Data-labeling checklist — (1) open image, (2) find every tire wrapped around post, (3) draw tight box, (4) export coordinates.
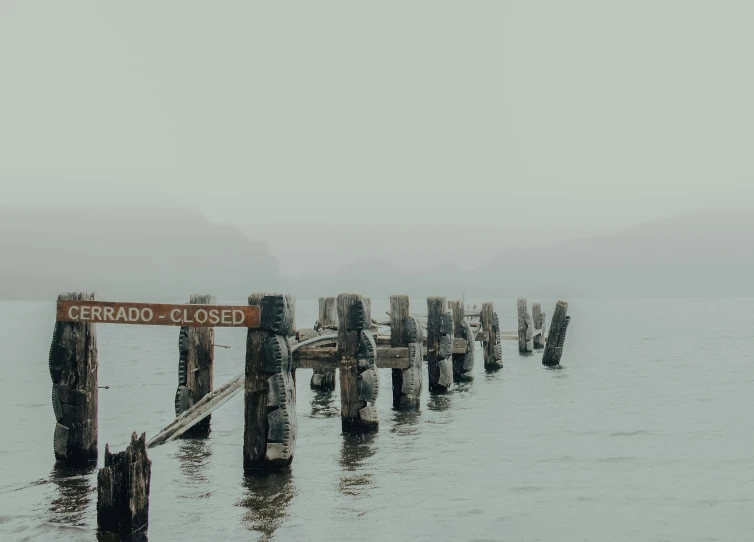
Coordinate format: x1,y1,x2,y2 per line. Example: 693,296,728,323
427,296,453,393
50,292,98,463
338,294,379,432
175,294,215,437
244,293,297,470
390,295,423,408
450,300,474,381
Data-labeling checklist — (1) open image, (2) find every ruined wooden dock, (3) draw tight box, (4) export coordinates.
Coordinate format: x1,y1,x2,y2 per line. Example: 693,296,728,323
48,291,570,535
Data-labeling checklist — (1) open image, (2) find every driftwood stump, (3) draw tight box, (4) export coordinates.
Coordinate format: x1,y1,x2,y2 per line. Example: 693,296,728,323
50,292,98,463
481,302,503,370
450,300,474,381
542,300,570,367
390,295,423,408
97,432,151,535
427,296,453,393
175,294,215,437
338,293,379,432
310,297,337,390
244,293,297,470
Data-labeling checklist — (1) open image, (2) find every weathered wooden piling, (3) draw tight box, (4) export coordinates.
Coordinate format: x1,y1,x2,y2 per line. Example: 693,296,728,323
390,295,423,408
244,293,297,470
426,296,453,393
338,293,379,431
542,300,570,367
50,292,98,463
97,432,151,535
310,297,337,390
480,302,503,370
175,294,215,437
532,303,546,349
449,300,474,381
517,298,534,354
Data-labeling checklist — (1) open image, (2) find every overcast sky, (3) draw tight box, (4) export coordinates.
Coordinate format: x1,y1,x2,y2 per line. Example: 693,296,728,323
2,1,752,274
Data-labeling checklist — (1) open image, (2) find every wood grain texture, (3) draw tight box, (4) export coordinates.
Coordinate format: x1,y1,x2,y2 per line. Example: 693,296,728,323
311,297,337,391
426,296,451,393
481,301,503,370
244,293,297,470
532,303,545,349
517,298,532,353
449,300,473,381
542,300,569,366
389,295,410,407
51,292,98,463
97,432,151,534
337,294,377,432
179,294,215,436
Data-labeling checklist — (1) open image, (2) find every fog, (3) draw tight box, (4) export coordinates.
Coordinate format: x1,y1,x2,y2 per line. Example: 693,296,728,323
2,1,753,282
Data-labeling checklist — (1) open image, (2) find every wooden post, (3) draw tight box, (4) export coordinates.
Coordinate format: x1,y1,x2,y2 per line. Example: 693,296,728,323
542,300,570,367
427,296,453,393
243,293,297,470
480,302,503,370
532,302,545,349
310,297,337,390
390,295,422,408
449,300,474,381
175,294,215,437
517,298,534,354
97,432,151,535
338,293,379,432
50,292,98,463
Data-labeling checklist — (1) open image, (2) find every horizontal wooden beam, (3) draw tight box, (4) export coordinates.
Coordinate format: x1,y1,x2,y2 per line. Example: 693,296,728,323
293,347,411,369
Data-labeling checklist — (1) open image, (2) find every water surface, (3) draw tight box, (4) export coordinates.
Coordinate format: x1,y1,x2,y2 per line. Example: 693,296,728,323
1,298,752,541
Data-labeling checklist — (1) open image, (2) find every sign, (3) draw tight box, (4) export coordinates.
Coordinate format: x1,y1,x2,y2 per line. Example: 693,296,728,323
56,300,260,328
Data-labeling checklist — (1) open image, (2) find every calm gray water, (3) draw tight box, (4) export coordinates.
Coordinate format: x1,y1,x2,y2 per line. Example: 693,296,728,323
1,298,753,541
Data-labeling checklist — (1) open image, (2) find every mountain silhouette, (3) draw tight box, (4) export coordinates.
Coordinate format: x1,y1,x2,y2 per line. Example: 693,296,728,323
0,206,279,301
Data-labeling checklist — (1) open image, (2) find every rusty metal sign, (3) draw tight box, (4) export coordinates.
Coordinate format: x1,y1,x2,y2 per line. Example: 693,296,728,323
56,300,260,328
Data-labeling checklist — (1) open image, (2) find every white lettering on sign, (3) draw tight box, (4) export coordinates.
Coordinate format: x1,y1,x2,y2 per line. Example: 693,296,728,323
56,300,259,327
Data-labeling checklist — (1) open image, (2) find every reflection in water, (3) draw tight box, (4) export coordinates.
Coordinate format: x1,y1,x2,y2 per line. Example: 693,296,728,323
48,463,96,527
239,471,295,541
97,529,148,541
175,439,212,484
310,390,340,418
427,394,452,412
338,432,377,497
390,409,421,435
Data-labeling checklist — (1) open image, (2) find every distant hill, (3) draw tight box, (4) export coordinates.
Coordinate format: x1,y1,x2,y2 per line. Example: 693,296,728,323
283,210,754,298
0,206,280,301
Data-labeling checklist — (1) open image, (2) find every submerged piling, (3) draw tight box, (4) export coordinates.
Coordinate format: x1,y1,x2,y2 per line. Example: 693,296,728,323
390,295,423,408
449,300,474,381
50,292,98,463
532,302,546,350
310,297,337,390
175,294,215,437
244,293,297,470
480,302,503,370
427,296,453,393
542,300,570,367
338,293,379,431
517,298,534,354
